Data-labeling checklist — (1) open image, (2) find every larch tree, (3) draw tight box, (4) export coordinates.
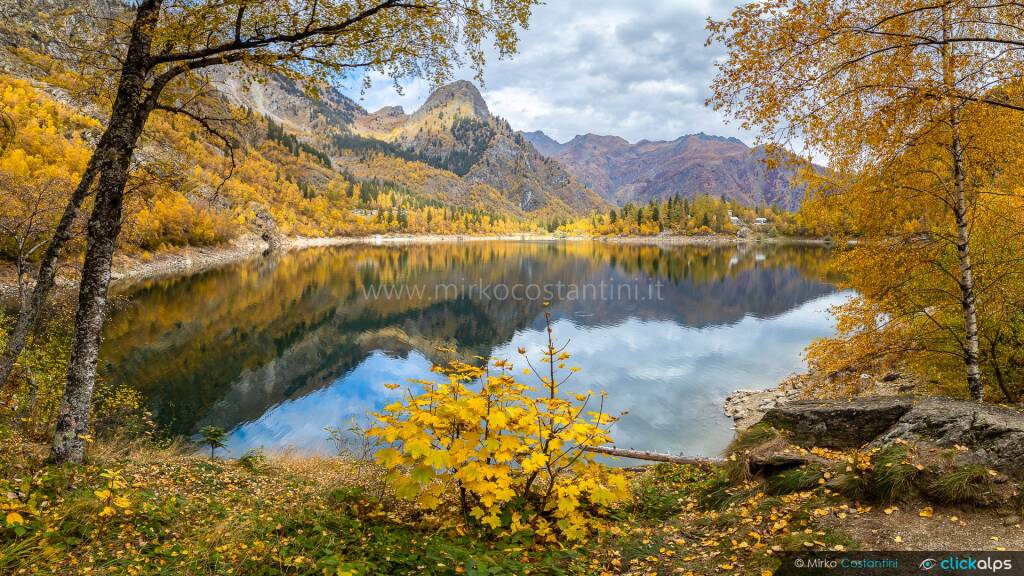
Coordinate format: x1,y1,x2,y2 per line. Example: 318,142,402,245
3,0,538,464
708,0,1024,401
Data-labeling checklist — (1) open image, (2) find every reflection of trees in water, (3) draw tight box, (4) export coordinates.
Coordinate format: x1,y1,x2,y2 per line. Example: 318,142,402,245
99,242,836,435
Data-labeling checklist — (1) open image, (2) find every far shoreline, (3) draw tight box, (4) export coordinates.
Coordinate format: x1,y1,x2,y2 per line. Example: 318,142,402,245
1,232,832,296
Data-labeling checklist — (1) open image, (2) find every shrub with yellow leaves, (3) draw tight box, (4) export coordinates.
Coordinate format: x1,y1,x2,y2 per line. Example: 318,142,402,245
93,469,133,520
366,311,629,541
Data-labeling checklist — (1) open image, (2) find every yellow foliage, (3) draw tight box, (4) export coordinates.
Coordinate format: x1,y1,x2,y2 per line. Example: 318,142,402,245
367,313,629,541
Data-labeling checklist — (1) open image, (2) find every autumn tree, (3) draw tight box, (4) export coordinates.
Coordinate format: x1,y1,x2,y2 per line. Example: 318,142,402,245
5,0,538,464
0,174,69,311
709,0,1024,400
0,76,98,399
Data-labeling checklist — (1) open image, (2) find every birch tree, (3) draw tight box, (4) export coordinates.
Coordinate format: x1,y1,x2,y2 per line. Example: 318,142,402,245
709,0,1024,400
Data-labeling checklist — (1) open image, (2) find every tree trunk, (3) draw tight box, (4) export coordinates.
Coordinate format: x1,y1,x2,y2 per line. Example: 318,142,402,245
50,0,162,464
941,8,983,402
950,120,983,401
988,338,1016,404
50,153,133,463
0,159,99,395
583,446,724,466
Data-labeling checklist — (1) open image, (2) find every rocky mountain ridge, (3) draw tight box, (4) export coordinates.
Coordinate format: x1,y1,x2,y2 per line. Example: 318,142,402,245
349,81,608,214
522,130,808,210
219,75,608,216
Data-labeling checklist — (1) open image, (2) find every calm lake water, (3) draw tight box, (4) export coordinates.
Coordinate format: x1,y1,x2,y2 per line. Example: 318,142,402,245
100,241,847,459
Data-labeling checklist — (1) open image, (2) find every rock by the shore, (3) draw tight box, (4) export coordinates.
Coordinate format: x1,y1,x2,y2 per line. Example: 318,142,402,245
723,375,807,429
752,396,1024,479
724,371,920,432
760,397,913,448
873,398,1024,478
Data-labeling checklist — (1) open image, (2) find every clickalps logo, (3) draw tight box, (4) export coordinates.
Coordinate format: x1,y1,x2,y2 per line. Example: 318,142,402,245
919,555,1014,572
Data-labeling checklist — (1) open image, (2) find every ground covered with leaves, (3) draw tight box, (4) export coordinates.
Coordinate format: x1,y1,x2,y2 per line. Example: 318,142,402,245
2,423,1021,576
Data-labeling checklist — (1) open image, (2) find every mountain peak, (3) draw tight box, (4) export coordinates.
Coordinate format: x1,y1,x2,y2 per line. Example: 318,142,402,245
680,132,747,146
522,129,557,142
419,80,489,118
372,105,406,116
520,130,564,156
570,133,630,147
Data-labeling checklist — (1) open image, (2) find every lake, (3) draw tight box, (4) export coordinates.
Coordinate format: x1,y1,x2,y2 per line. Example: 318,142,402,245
100,241,847,459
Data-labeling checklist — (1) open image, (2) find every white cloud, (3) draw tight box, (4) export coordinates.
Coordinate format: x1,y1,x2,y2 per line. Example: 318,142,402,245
351,0,750,145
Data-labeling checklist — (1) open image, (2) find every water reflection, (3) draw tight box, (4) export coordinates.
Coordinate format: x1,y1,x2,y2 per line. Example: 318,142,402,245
100,241,845,458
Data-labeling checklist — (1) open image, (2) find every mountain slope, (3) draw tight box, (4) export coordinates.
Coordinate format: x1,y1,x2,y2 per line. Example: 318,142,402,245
221,76,608,217
352,81,608,215
523,131,807,210
519,130,564,157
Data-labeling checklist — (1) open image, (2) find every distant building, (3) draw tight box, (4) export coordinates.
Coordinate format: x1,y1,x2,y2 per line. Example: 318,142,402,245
754,217,768,225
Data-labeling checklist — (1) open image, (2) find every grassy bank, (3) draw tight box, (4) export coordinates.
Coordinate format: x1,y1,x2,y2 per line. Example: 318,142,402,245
4,422,1022,576
0,429,805,575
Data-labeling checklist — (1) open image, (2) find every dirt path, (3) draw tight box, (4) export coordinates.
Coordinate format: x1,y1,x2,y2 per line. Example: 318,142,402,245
823,502,1023,551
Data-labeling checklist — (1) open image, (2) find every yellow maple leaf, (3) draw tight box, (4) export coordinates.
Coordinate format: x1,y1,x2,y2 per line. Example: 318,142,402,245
486,411,508,428
918,506,933,518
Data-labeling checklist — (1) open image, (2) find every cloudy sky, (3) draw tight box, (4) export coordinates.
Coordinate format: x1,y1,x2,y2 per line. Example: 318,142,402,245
349,0,742,146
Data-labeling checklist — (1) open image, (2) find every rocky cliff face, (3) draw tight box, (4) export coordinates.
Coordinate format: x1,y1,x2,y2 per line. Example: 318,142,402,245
352,81,608,215
218,75,608,216
523,131,808,210
216,71,364,136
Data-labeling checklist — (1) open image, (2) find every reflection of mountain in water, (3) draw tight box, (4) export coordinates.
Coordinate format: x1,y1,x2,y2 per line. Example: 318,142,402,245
99,242,836,436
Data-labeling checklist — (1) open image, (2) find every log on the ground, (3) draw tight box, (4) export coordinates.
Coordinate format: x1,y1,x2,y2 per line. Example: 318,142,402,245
584,446,724,466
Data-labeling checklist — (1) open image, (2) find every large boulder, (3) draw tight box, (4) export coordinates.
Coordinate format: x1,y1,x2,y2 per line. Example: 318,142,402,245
874,398,1024,478
755,396,1024,479
760,397,913,448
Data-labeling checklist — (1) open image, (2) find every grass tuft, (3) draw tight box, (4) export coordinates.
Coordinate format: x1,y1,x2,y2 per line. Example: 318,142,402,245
722,423,782,482
630,464,709,520
863,445,920,503
696,468,750,510
765,466,824,496
926,465,993,505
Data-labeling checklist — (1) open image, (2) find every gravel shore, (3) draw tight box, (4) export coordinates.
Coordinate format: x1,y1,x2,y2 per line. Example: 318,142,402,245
723,370,920,431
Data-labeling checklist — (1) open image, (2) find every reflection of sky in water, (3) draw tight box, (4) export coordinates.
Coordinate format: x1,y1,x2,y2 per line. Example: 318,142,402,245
224,290,852,459
224,351,428,456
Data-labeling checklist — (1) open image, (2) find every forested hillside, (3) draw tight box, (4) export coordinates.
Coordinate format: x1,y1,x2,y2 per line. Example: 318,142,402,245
0,1,608,263
0,0,811,264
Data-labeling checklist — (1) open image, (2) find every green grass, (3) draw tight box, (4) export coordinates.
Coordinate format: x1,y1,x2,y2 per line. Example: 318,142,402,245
833,445,920,503
722,423,783,482
926,465,994,505
726,423,782,454
0,449,579,575
695,468,749,510
628,463,707,520
864,445,920,503
765,466,824,495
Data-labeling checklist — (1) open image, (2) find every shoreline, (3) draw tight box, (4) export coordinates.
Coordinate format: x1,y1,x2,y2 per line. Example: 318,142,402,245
722,369,921,430
106,233,567,288
2,232,831,295
597,234,830,246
